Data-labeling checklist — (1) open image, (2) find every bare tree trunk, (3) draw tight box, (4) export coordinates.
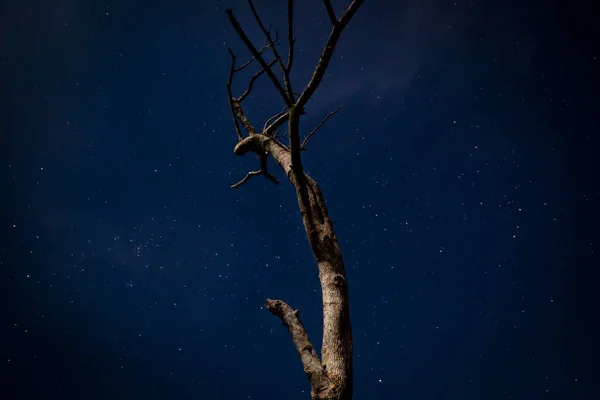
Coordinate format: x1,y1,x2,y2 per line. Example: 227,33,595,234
224,2,365,398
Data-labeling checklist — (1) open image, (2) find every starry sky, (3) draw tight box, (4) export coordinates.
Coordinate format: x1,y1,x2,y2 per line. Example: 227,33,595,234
2,0,599,399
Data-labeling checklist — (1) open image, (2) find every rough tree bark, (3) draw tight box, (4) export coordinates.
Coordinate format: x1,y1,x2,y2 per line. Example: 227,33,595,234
225,1,365,399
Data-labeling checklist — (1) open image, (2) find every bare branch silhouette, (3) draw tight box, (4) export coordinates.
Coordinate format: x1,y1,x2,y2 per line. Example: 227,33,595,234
225,2,365,398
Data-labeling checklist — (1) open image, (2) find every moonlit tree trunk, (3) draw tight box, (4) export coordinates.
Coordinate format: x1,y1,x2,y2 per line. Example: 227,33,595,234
224,2,365,399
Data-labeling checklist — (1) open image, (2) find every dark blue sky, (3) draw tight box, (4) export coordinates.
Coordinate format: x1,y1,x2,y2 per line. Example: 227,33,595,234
2,0,598,399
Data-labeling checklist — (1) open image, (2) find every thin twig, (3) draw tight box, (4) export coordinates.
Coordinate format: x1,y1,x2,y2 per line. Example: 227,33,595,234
231,170,262,188
300,107,341,150
247,0,295,103
264,111,290,136
226,9,292,107
286,0,295,74
231,155,279,188
234,39,276,72
238,58,277,102
263,106,288,133
248,0,296,103
226,48,243,141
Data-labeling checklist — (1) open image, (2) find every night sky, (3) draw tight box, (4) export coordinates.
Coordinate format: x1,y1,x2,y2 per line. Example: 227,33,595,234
2,0,598,399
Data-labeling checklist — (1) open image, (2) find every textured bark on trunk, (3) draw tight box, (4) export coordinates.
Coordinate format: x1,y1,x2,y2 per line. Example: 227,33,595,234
235,134,353,399
224,2,365,399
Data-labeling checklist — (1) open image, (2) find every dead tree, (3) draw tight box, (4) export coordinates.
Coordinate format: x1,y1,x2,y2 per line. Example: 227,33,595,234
225,1,365,399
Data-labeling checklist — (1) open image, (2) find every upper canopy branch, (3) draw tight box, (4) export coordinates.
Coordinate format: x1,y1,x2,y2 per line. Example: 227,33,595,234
226,0,363,150
226,9,293,108
226,49,245,140
227,44,280,139
322,0,338,25
295,0,365,111
234,38,277,72
238,58,277,102
284,0,364,174
286,0,295,74
247,0,296,103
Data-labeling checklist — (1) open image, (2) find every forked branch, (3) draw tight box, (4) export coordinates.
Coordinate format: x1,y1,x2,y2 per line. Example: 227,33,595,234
231,154,278,188
227,45,278,137
234,38,278,72
239,58,277,102
226,9,292,107
248,0,296,102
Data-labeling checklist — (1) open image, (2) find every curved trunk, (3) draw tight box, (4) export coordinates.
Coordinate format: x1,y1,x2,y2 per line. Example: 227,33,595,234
235,134,353,400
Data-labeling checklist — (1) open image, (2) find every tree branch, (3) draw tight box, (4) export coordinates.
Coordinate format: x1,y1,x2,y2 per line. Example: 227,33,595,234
264,111,290,136
234,39,276,72
239,58,277,102
226,9,293,107
263,108,305,137
263,106,288,133
322,0,337,25
231,154,278,188
227,46,279,137
224,2,364,398
247,0,296,103
226,49,244,141
265,299,331,395
296,0,365,110
301,107,341,150
288,0,364,174
286,0,296,77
